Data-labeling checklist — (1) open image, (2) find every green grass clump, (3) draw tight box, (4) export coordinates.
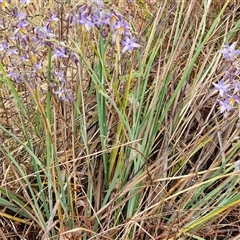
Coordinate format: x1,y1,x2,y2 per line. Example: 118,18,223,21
0,0,240,239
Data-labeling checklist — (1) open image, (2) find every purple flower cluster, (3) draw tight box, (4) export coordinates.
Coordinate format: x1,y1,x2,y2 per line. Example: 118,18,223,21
213,42,240,116
66,0,140,53
0,2,78,101
0,0,140,102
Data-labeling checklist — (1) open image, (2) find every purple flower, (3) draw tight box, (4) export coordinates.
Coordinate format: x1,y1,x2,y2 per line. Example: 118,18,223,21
106,12,119,27
212,79,230,97
223,68,237,81
14,19,29,35
121,36,140,53
227,94,240,105
34,25,55,39
7,48,18,56
219,42,240,62
7,71,17,79
46,14,59,26
20,54,29,63
13,10,26,20
54,88,75,102
111,20,131,42
114,20,130,34
218,99,233,113
92,9,107,26
69,52,79,65
234,160,240,172
53,70,66,83
7,71,24,83
34,61,43,71
232,80,240,95
78,11,94,31
21,0,30,4
0,39,8,51
52,46,68,59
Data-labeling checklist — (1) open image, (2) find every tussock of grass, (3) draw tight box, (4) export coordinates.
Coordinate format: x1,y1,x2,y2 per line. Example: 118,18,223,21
0,0,240,239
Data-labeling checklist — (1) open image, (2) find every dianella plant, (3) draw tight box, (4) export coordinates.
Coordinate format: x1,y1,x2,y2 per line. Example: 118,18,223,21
0,0,240,239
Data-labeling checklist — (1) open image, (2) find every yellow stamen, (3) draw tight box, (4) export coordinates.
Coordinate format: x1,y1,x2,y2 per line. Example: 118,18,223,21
0,0,8,10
